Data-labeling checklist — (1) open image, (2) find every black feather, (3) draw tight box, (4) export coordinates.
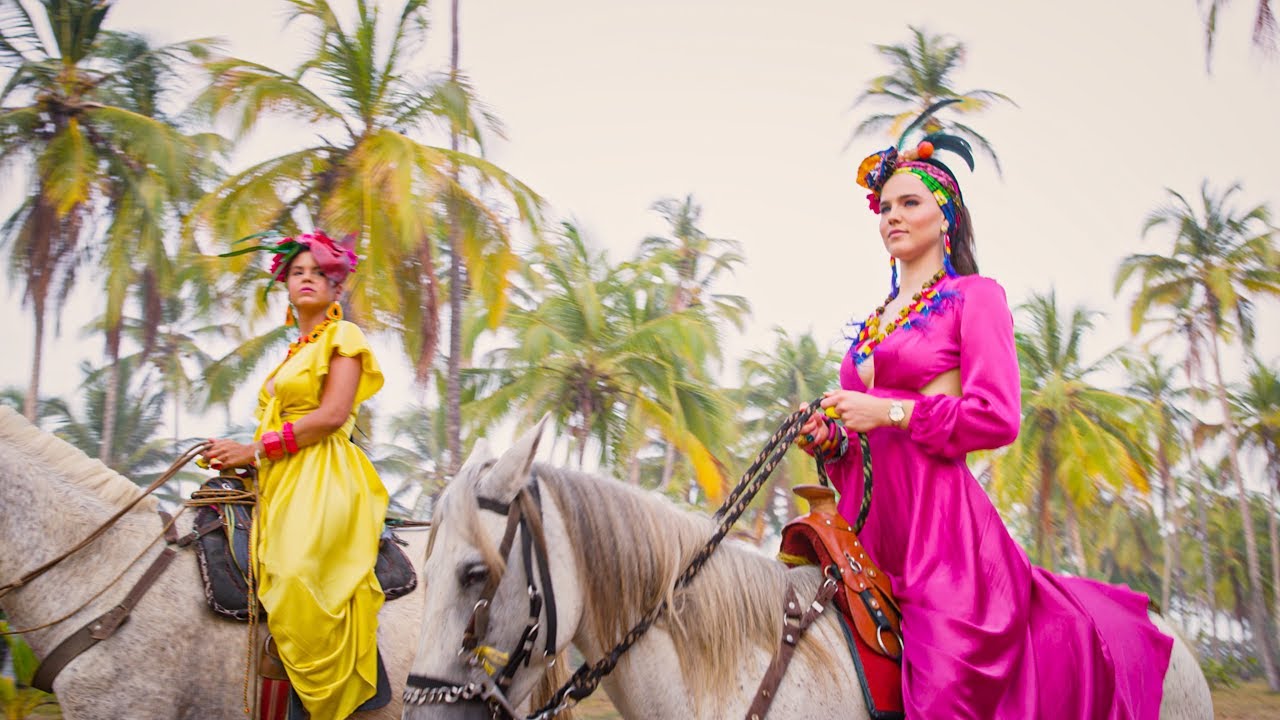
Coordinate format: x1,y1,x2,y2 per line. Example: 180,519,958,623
922,132,975,171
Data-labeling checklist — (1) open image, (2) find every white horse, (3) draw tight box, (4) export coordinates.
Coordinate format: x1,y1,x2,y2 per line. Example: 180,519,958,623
0,405,425,720
404,420,1213,719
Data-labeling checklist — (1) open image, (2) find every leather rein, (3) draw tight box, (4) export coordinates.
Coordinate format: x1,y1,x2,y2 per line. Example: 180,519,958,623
404,473,561,719
0,442,212,692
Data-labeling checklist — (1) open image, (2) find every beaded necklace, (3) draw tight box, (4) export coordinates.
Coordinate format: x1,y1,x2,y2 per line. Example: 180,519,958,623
286,303,342,358
852,268,948,366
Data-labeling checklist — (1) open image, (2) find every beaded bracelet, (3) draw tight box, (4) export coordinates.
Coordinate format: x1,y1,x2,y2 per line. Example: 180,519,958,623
812,419,850,463
261,431,286,461
281,422,300,454
797,417,847,459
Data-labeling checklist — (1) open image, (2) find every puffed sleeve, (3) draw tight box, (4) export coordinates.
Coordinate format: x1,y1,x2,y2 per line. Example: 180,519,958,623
316,320,384,405
901,276,1021,458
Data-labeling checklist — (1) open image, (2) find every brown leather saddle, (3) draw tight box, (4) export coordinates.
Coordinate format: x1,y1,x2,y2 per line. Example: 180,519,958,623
190,473,418,621
778,485,904,719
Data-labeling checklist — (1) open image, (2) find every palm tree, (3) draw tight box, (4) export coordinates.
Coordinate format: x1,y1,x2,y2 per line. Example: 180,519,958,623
990,290,1151,571
1201,0,1278,70
735,328,843,537
634,194,750,489
1123,353,1193,611
0,1,218,427
368,403,443,518
0,0,217,425
638,194,751,329
92,32,223,466
1233,358,1280,662
850,25,1014,172
190,0,540,417
44,358,177,488
467,224,730,500
1116,180,1280,688
93,269,238,448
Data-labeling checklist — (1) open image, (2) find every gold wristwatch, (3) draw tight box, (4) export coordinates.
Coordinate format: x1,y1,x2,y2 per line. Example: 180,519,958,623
887,400,906,427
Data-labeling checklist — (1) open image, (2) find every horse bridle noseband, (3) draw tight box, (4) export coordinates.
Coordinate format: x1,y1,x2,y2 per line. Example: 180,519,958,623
404,473,560,719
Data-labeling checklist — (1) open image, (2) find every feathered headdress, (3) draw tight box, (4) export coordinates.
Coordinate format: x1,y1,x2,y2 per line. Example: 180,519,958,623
855,98,976,213
220,230,359,300
856,99,978,282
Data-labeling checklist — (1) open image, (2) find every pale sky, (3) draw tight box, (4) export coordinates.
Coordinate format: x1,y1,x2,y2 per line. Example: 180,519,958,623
2,0,1278,469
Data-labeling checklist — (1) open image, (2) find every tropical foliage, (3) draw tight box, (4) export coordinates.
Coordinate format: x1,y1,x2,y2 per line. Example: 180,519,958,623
1,4,1279,694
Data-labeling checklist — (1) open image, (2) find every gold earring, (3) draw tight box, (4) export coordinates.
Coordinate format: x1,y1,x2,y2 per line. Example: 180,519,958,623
327,302,343,322
285,305,296,327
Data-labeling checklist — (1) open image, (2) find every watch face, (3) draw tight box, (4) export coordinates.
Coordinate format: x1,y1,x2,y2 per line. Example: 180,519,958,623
889,403,905,422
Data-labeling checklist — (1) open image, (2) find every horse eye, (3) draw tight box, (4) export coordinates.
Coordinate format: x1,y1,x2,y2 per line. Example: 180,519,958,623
459,562,489,588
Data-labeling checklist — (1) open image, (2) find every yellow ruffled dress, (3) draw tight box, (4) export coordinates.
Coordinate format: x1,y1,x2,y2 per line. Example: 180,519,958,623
253,319,388,720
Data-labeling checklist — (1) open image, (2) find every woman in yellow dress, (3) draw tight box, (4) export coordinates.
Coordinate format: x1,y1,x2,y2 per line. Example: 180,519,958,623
205,230,389,720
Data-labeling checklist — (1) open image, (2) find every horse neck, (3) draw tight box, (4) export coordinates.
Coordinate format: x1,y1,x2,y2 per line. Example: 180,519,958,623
540,465,800,710
0,441,163,651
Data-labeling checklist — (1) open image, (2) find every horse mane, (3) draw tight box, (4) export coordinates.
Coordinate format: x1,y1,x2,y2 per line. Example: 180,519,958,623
0,406,157,513
527,463,829,701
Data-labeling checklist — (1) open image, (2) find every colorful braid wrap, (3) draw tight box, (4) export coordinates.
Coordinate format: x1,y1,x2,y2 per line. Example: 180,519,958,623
856,147,965,283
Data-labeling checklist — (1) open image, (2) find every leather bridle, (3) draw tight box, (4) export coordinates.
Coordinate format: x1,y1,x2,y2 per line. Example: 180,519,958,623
404,472,560,719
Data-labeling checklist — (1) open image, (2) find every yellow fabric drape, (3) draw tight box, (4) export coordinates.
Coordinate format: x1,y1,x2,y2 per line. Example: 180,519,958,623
253,320,388,720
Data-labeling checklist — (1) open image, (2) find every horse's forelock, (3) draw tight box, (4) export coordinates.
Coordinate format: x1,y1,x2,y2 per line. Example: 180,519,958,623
432,461,508,577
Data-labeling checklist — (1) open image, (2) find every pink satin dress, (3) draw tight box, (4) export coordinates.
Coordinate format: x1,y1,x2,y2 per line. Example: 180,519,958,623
824,274,1173,719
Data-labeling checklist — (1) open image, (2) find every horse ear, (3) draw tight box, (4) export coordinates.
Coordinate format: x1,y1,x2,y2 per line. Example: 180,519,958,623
457,437,494,477
480,414,550,500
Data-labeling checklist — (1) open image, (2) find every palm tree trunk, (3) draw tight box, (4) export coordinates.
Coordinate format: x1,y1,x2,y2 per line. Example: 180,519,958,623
1157,433,1179,612
1036,437,1055,569
1066,503,1087,575
658,442,677,492
1269,452,1280,673
1208,327,1280,689
172,381,181,450
100,328,122,466
1195,469,1220,659
25,303,44,423
1183,347,1218,656
444,0,465,476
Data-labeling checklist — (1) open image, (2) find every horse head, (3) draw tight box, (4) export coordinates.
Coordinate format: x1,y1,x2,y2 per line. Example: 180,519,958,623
404,416,583,719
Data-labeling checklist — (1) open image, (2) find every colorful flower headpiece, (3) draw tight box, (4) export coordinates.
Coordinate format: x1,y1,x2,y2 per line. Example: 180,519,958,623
856,99,975,211
221,230,359,299
855,99,977,280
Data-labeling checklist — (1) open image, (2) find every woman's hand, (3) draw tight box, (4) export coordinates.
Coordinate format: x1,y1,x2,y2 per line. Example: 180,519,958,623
794,402,831,446
205,438,258,469
820,390,891,433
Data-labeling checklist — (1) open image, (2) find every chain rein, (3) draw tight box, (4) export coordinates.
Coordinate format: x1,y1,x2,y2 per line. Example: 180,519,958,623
405,476,559,719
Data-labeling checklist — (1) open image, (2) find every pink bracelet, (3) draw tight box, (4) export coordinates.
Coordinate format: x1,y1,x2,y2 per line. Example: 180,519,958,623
281,422,299,454
261,431,286,461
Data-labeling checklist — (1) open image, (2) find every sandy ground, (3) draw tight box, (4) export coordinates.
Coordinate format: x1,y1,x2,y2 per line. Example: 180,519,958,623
570,681,1280,719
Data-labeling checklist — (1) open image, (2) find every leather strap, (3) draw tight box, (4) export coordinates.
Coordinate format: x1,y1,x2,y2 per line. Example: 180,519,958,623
0,443,207,599
745,576,840,720
30,513,184,693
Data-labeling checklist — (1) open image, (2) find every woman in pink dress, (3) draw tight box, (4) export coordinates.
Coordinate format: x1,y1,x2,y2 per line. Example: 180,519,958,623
795,121,1174,718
